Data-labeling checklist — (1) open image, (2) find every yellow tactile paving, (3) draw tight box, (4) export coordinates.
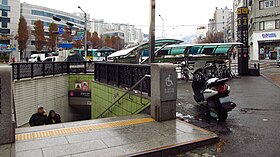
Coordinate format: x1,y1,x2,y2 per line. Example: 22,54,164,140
16,117,154,141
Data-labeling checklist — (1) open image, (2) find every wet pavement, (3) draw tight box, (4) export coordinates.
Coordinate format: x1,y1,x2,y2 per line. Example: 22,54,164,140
176,67,280,157
0,115,218,157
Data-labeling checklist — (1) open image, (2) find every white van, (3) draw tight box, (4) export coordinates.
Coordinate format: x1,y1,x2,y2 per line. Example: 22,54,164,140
43,56,60,62
28,54,45,62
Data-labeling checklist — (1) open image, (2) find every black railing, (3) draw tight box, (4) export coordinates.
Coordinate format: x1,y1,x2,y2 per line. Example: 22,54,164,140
94,62,151,94
12,61,94,80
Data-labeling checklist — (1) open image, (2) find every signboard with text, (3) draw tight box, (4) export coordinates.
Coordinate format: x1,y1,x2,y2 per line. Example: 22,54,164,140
0,44,16,51
237,7,249,75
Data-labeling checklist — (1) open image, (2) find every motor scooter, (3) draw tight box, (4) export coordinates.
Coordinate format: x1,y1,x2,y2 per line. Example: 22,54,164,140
192,68,236,121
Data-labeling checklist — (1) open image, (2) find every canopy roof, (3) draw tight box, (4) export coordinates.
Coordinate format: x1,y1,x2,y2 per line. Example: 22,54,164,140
108,39,183,58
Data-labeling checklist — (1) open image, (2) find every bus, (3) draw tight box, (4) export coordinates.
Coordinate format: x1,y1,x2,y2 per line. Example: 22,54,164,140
73,49,98,61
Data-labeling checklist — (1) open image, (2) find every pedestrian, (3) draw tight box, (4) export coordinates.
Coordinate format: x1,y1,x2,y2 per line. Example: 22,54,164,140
47,110,61,124
11,56,15,63
25,57,28,62
29,106,48,127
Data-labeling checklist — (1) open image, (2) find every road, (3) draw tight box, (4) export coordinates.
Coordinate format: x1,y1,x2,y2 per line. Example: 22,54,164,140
176,67,280,157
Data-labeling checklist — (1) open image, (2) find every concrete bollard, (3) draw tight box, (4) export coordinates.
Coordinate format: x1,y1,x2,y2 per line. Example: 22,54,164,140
151,63,177,122
0,66,15,144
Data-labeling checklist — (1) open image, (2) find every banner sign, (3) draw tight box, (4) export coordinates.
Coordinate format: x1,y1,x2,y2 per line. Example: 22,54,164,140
0,44,16,51
73,36,83,41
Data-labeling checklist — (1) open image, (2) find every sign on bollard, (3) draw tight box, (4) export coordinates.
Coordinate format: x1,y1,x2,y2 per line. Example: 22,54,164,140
151,63,177,122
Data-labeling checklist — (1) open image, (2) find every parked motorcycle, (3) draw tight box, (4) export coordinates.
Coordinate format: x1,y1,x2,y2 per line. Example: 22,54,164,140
191,66,236,121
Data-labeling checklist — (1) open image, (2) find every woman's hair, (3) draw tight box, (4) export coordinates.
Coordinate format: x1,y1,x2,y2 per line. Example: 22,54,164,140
48,110,55,117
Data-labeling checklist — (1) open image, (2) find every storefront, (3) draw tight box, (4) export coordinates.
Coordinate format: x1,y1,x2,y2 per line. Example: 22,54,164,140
249,31,280,60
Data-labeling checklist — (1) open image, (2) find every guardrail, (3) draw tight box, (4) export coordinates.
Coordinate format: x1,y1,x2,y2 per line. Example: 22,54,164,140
11,61,94,80
94,62,151,95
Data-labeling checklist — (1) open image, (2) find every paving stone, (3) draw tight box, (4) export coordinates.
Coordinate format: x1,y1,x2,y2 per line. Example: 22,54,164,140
16,149,43,157
101,136,133,147
13,115,218,157
65,130,112,144
42,139,107,157
0,144,12,157
15,136,68,152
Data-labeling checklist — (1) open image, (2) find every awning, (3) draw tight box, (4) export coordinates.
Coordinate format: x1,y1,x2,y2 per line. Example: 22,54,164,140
108,39,183,58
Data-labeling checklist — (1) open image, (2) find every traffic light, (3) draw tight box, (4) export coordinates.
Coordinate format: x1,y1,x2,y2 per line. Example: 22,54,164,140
53,16,62,21
66,22,74,27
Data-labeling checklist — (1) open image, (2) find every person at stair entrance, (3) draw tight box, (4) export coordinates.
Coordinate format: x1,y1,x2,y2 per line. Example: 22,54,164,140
47,110,61,124
29,106,48,126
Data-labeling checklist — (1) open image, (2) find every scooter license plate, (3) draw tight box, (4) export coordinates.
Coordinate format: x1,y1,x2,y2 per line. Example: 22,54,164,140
219,96,230,103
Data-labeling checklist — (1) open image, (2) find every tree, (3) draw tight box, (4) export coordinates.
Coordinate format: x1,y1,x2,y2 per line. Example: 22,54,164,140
17,16,29,58
91,32,101,49
104,35,112,47
62,27,73,42
111,36,117,49
115,36,123,50
200,32,224,43
86,31,92,48
48,22,58,51
33,20,46,52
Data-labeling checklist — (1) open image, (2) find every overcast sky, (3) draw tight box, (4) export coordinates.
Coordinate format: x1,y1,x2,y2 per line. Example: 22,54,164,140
21,0,233,38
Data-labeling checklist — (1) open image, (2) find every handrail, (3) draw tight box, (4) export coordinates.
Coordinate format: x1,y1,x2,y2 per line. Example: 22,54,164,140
97,74,151,118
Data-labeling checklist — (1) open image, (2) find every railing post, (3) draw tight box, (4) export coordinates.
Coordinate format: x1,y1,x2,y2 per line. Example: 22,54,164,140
42,62,45,77
106,64,108,84
67,62,70,74
52,62,55,76
17,64,20,80
11,64,14,80
61,62,64,74
84,62,87,74
31,63,34,79
130,66,133,87
116,65,119,86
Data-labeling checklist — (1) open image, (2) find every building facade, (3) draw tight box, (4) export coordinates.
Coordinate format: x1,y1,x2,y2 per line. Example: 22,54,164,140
91,19,144,43
21,2,91,56
207,7,233,43
196,26,207,43
0,0,20,60
248,0,280,60
213,7,233,33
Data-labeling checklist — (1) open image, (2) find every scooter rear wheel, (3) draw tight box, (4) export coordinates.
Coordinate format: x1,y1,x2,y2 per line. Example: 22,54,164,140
218,108,228,122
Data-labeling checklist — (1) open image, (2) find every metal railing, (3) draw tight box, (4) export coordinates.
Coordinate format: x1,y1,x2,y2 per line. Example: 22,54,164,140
97,74,151,118
11,61,94,80
94,62,151,95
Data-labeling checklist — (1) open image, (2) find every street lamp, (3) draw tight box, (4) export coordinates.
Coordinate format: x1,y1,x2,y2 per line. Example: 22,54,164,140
78,6,88,60
159,14,164,38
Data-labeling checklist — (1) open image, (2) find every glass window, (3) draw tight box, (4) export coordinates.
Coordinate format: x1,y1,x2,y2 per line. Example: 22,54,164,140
170,47,186,55
260,0,276,9
215,46,231,54
259,1,264,9
2,0,8,5
265,20,275,30
2,21,7,28
276,20,280,29
188,46,202,55
259,22,265,30
2,10,7,17
157,49,169,56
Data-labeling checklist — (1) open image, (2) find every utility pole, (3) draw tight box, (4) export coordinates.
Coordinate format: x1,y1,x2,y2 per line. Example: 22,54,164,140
149,0,155,64
78,6,87,60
